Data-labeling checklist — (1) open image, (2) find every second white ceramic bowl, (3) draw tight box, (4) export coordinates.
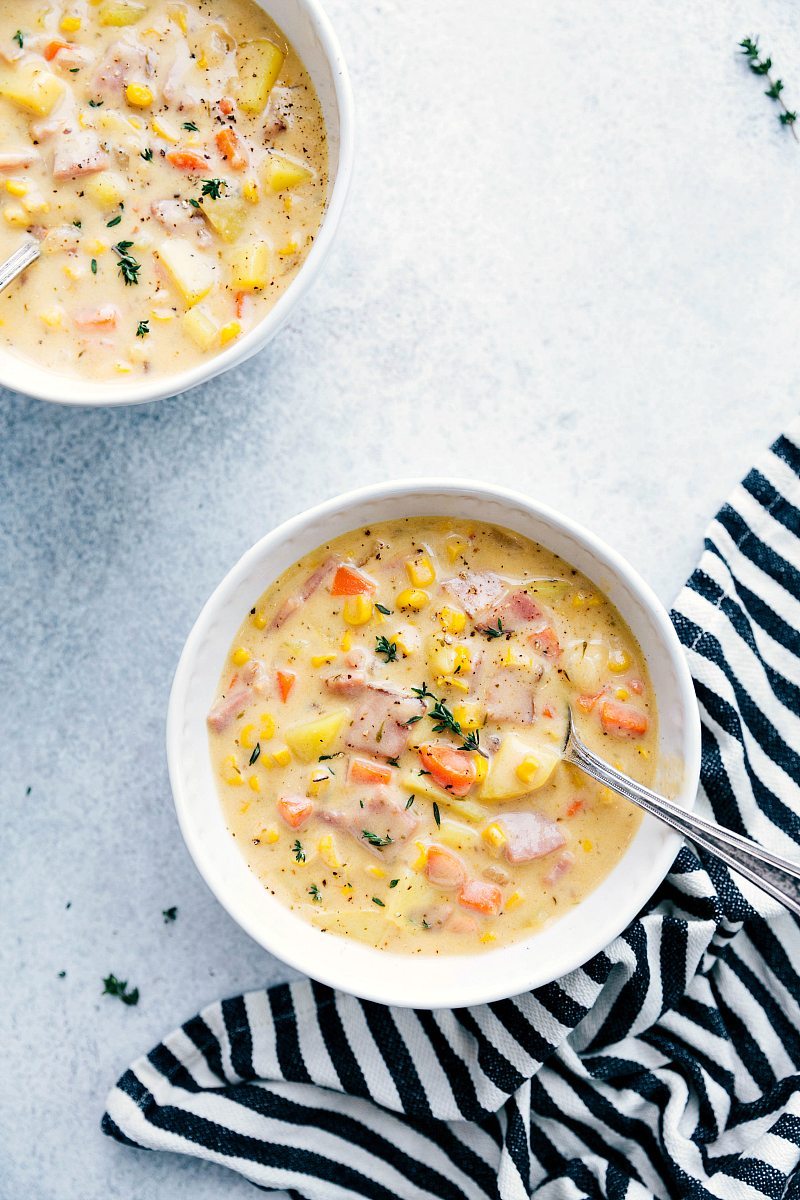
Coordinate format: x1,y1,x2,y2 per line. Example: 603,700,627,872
167,480,701,1008
1,0,354,407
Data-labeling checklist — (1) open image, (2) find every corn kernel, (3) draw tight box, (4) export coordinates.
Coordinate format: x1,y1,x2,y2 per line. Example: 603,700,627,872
453,702,482,732
240,723,256,750
239,801,250,814
39,306,64,328
516,757,540,785
445,535,467,563
366,865,385,880
405,554,435,587
150,306,174,322
60,14,82,31
277,241,298,257
63,261,84,281
219,320,241,345
264,826,279,845
3,204,28,227
637,746,651,759
343,594,373,626
608,649,631,673
251,610,267,629
396,588,428,611
225,772,244,787
125,82,153,107
311,653,337,667
317,834,339,869
232,646,250,667
152,115,180,142
248,775,261,793
115,361,133,374
412,842,428,871
482,823,507,849
22,193,49,215
340,883,353,894
480,932,496,944
505,891,524,911
5,179,27,197
259,712,275,739
615,687,630,701
283,195,293,211
242,178,259,204
600,787,614,804
308,769,330,798
474,753,488,783
271,745,291,768
438,674,471,694
339,629,352,652
86,239,108,256
581,839,593,852
438,606,466,634
453,646,471,674
572,590,601,610
393,627,420,656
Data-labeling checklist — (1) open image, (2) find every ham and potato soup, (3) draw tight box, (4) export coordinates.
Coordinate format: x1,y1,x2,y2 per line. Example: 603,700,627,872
0,0,327,379
208,520,658,954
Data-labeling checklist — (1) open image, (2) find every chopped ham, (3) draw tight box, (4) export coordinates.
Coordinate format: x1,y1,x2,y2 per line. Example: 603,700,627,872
92,38,153,101
344,684,424,760
321,789,419,859
30,115,65,142
545,850,575,887
445,910,478,934
0,150,39,170
73,304,121,330
151,199,212,245
53,131,109,180
496,812,566,864
324,646,373,694
442,572,507,621
206,659,269,733
483,667,536,724
270,557,336,630
528,625,561,659
494,590,545,632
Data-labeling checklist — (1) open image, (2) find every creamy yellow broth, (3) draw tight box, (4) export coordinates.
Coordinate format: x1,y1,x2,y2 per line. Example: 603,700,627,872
0,0,327,379
208,520,658,955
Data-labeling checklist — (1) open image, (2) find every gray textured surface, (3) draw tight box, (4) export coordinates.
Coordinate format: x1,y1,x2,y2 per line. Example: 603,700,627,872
2,0,800,1196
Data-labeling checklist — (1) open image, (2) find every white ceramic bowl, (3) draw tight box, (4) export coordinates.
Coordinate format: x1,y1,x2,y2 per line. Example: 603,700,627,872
167,480,701,1008
2,0,354,407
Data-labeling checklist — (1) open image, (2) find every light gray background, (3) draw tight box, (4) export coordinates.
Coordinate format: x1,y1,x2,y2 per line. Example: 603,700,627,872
2,1,800,1196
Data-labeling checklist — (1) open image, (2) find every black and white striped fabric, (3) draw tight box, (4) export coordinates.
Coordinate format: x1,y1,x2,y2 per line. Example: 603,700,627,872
104,426,800,1199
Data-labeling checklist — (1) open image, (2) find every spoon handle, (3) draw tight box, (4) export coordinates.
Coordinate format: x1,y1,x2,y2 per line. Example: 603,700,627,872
0,237,40,294
565,721,800,918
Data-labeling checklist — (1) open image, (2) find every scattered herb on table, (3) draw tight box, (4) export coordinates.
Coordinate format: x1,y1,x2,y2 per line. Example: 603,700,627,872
375,603,392,616
292,839,305,863
102,974,139,1006
739,36,798,139
249,742,261,765
136,319,150,338
162,906,178,923
58,970,66,978
375,635,398,663
201,177,226,200
308,884,322,902
362,829,392,848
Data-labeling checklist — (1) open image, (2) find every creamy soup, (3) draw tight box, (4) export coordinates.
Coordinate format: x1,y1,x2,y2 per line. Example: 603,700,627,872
0,0,327,379
207,520,657,954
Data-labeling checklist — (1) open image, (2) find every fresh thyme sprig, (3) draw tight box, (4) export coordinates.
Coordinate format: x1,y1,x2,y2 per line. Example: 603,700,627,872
201,177,226,199
113,241,141,286
410,684,487,754
292,839,305,863
483,618,505,640
362,829,392,848
739,36,798,141
375,635,398,662
308,884,322,902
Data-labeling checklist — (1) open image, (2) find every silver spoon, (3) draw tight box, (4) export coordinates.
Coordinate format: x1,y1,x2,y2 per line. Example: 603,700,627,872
0,236,40,293
564,707,800,918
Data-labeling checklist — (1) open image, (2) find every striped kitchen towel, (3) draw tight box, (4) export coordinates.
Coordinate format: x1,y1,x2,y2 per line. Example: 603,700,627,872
103,424,800,1200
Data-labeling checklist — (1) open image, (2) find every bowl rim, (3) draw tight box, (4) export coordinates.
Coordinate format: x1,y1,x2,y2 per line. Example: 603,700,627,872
0,0,355,408
167,477,702,1008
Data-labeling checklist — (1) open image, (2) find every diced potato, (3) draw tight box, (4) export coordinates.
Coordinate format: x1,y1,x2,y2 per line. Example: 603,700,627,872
284,709,348,763
399,772,485,823
264,153,313,192
228,241,272,291
156,238,216,307
85,171,128,209
562,639,608,691
0,65,64,116
236,39,284,115
200,195,249,244
480,733,560,802
182,305,219,351
99,1,147,26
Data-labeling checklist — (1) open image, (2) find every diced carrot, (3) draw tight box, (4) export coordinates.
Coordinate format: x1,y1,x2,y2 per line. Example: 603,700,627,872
73,304,120,330
418,744,476,797
166,150,208,172
330,564,377,596
542,705,554,719
348,757,392,786
277,795,313,829
219,97,235,116
458,880,502,915
234,290,247,319
425,846,467,889
528,625,561,659
44,39,70,61
576,691,604,713
566,798,584,818
215,128,247,170
600,700,648,738
277,670,295,703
